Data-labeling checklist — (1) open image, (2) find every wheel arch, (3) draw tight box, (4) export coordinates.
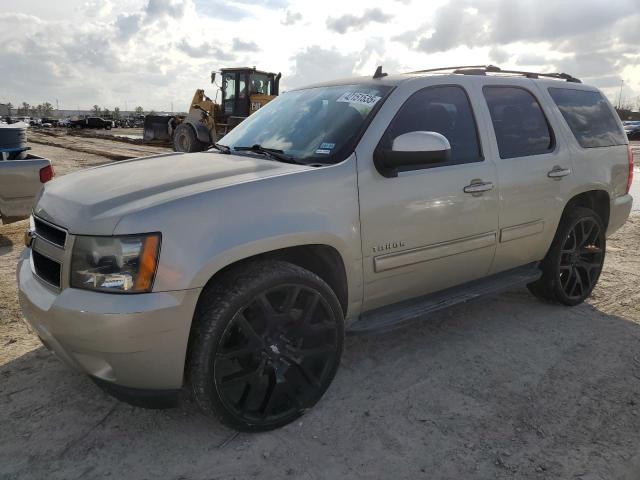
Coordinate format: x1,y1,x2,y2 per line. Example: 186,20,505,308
183,244,350,389
195,243,349,317
562,189,610,229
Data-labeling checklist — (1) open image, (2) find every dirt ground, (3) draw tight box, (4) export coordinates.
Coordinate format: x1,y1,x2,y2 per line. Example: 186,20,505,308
1,147,640,479
28,129,170,160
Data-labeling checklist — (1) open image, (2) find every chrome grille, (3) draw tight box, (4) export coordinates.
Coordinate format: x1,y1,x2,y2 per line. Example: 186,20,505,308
32,250,61,287
31,215,67,289
33,217,67,247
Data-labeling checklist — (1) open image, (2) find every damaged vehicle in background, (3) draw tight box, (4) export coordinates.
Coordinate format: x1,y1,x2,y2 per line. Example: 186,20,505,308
0,123,54,224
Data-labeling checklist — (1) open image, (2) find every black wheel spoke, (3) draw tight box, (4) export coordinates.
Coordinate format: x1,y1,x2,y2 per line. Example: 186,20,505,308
220,363,262,386
236,383,252,414
235,313,263,345
566,269,578,296
217,344,260,360
281,286,301,314
298,344,335,359
257,294,278,317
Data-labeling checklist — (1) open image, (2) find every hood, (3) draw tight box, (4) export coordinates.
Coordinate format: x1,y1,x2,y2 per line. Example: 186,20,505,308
34,151,310,235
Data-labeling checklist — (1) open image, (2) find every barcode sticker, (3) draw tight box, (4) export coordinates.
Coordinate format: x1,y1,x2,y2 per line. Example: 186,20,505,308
336,92,381,106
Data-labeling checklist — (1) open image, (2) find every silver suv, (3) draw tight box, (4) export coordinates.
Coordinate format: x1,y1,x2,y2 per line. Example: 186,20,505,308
18,66,634,431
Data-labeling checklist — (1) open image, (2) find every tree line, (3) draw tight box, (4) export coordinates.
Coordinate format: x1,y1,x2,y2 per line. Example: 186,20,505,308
9,102,55,117
91,105,146,118
6,102,146,118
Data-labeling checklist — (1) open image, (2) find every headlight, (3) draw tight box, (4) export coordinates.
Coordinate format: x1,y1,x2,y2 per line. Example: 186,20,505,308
71,233,161,293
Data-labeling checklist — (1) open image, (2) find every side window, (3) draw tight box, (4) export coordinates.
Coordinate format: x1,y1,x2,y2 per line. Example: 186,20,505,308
483,86,554,159
380,85,482,167
548,88,626,148
223,74,236,114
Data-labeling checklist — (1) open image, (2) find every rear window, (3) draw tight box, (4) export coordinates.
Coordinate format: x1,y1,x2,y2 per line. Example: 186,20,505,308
483,86,554,159
548,88,626,148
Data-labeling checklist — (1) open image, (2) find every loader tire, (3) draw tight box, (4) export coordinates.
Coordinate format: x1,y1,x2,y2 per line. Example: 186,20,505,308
173,123,206,153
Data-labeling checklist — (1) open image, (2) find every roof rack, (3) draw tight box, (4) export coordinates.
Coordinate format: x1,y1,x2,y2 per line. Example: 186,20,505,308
405,65,582,83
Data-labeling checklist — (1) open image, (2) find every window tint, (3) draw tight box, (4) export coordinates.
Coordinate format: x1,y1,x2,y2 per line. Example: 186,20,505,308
381,85,482,166
548,88,626,148
223,73,236,114
483,87,554,159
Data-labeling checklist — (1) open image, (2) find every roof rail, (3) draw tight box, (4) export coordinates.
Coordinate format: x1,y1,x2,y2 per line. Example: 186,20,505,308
405,65,582,83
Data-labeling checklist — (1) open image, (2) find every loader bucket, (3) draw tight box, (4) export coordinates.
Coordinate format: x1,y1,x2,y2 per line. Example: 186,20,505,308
143,115,173,142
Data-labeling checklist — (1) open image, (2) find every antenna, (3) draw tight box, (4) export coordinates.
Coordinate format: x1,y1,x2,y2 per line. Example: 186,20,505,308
373,66,387,79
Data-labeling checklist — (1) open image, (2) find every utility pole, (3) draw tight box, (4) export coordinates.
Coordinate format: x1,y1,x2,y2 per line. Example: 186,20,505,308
617,79,624,109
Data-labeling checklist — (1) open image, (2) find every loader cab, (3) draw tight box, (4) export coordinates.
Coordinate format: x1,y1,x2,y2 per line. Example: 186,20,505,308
220,67,281,120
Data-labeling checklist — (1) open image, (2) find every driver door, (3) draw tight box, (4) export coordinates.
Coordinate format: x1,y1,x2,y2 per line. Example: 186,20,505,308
357,83,500,311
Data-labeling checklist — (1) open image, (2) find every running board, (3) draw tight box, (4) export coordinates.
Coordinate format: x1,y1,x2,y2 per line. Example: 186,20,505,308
348,263,542,334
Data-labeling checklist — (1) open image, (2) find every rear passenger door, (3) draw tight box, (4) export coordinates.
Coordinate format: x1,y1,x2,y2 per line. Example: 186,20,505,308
477,80,576,274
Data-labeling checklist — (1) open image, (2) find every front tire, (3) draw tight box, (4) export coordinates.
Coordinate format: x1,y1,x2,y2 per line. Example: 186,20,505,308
173,123,206,153
528,207,605,306
188,261,344,432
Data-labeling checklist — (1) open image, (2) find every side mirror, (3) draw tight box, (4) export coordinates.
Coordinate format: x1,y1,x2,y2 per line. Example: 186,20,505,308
211,71,216,84
374,131,451,177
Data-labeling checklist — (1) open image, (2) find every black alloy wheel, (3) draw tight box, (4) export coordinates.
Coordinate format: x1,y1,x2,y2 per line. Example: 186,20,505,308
557,217,604,301
214,284,339,426
189,261,344,431
528,207,606,306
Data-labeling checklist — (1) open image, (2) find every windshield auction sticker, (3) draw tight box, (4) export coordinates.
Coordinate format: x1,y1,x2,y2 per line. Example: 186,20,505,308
336,92,381,107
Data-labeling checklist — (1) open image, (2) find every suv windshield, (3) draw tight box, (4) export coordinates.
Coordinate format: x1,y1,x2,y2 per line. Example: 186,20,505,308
218,84,393,164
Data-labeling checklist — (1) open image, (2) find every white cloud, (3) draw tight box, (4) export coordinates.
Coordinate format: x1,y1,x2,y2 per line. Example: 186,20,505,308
0,0,638,111
326,8,393,34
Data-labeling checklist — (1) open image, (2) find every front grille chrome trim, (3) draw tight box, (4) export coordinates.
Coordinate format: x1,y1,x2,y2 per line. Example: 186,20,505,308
30,215,68,291
31,250,62,289
33,216,68,249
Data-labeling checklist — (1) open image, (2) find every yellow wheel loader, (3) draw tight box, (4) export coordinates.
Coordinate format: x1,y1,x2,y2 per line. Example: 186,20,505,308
143,67,281,152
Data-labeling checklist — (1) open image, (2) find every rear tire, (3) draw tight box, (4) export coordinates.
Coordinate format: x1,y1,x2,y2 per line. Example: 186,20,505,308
173,123,206,153
528,207,605,306
188,260,344,432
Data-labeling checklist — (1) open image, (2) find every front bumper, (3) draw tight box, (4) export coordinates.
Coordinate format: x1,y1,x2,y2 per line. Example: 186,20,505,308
17,249,201,390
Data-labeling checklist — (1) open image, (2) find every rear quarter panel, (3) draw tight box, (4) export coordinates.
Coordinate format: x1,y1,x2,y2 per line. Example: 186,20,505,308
532,82,631,233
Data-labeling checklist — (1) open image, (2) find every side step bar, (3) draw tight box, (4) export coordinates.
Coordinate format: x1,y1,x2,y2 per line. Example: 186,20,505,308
347,263,542,334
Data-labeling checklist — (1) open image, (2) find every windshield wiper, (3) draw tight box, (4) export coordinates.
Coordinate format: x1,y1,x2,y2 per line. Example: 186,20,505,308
210,142,230,153
233,144,300,164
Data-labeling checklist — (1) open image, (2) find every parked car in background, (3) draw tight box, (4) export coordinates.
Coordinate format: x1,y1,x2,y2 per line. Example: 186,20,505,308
69,117,113,130
18,66,633,431
623,121,640,140
0,154,54,223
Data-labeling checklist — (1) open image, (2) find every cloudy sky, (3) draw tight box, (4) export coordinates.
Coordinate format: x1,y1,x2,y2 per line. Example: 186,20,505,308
0,0,639,112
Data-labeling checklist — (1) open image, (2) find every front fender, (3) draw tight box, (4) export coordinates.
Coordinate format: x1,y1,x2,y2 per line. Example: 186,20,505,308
113,157,364,316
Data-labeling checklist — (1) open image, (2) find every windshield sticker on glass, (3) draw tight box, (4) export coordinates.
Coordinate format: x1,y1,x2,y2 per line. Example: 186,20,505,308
320,142,336,150
315,149,331,154
336,92,381,107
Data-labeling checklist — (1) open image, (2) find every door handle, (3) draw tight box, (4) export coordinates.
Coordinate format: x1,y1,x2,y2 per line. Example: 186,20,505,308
464,181,494,194
547,166,571,179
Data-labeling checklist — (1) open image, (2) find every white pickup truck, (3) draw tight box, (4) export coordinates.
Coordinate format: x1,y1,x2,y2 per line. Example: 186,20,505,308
0,153,54,224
